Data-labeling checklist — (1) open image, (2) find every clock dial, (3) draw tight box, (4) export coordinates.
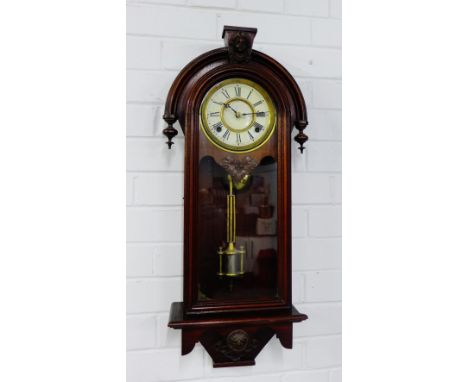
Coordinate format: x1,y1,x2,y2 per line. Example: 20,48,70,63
200,78,276,153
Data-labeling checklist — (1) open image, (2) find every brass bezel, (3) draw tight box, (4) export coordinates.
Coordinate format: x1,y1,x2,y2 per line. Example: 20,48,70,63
200,78,277,153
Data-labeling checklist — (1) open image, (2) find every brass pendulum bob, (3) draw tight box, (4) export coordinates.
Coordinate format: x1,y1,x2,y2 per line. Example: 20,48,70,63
217,174,246,278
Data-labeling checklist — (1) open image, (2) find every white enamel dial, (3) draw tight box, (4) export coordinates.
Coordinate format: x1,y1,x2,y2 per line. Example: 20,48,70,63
200,78,276,153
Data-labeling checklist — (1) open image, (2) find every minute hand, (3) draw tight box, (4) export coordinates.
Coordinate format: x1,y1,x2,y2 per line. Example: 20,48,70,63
242,111,267,116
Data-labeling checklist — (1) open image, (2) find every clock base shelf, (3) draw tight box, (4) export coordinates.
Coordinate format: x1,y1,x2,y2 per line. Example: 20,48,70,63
168,302,307,367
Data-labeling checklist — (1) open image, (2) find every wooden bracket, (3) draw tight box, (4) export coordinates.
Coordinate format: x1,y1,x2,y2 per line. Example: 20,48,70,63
168,302,307,367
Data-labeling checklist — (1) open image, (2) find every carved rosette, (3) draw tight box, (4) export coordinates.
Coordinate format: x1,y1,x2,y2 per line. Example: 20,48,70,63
212,329,259,362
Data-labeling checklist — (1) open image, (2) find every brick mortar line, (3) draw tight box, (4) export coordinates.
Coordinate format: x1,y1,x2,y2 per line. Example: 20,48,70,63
128,204,183,208
126,136,342,142
297,333,342,341
297,300,342,305
127,205,182,210
127,237,342,244
126,310,171,316
127,241,183,244
298,236,342,239
126,136,184,140
127,208,340,214
126,68,342,81
126,101,342,112
126,269,342,277
300,270,342,274
126,171,342,175
126,268,342,279
293,268,343,273
127,237,342,243
127,33,342,52
126,333,341,354
280,364,342,373
291,203,343,206
125,137,342,143
126,32,341,50
126,171,185,175
127,34,342,52
292,331,343,339
126,300,342,316
291,171,343,174
127,275,182,279
126,273,342,282
294,301,343,307
127,241,183,245
127,1,340,22
126,239,342,247
127,276,182,281
126,312,158,317
127,242,182,246
126,100,343,111
127,202,342,208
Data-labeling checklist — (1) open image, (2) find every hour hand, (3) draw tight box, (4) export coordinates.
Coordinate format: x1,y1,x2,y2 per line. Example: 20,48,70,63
224,103,240,117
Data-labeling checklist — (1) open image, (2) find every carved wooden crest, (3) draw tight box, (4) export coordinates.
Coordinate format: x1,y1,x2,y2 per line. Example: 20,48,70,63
223,25,257,64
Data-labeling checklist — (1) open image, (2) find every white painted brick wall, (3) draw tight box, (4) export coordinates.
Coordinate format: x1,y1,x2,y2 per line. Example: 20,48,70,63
282,370,329,382
127,278,183,313
127,1,341,381
284,0,329,17
305,336,342,369
127,208,183,242
311,19,342,47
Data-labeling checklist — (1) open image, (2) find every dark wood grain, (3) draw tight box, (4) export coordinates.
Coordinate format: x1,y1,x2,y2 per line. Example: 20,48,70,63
168,302,307,367
163,25,309,367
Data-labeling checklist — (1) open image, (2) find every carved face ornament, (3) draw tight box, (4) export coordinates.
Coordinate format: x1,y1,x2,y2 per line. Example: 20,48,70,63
233,34,248,53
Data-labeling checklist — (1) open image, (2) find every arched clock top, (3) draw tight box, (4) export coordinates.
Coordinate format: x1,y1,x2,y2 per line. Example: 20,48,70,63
163,25,309,368
163,25,309,153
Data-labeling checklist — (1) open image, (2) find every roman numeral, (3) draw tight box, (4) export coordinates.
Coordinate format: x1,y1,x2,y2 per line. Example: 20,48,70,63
256,111,266,117
222,130,230,140
246,89,253,99
254,122,264,132
212,121,223,132
253,100,264,107
248,131,254,141
212,99,223,105
209,111,220,117
221,88,230,99
235,86,241,97
236,133,242,144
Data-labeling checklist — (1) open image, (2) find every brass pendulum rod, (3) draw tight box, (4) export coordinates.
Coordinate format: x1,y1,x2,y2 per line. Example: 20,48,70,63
217,174,246,278
226,175,236,248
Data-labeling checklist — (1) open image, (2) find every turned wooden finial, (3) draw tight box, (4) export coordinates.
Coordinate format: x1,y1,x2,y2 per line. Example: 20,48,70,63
162,113,178,149
294,120,309,153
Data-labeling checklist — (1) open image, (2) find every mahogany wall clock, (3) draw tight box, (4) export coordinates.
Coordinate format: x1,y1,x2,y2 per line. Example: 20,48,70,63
163,25,309,367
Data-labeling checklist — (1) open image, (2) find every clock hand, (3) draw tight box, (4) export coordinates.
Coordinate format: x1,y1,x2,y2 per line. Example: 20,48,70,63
224,102,241,118
242,111,267,116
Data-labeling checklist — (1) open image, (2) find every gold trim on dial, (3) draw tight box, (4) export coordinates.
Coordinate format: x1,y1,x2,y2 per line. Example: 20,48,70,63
200,78,276,153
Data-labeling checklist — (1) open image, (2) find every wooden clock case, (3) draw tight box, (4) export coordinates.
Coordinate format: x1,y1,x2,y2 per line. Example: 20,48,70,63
163,26,309,367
